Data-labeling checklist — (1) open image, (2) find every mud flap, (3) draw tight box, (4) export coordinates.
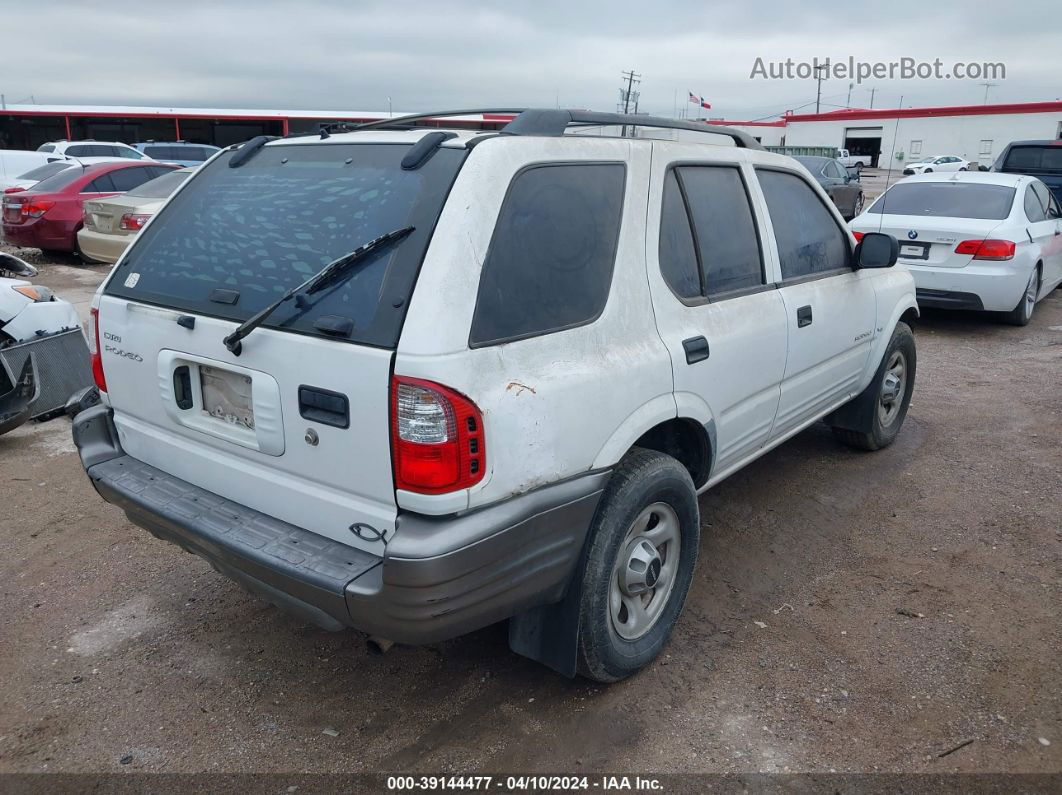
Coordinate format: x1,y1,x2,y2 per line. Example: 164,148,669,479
824,377,877,432
507,522,596,678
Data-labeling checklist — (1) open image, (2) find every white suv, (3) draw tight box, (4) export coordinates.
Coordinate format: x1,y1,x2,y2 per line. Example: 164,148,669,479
37,140,153,163
72,109,918,682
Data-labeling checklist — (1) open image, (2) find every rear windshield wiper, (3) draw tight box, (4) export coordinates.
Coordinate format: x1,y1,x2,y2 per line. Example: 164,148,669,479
222,225,415,355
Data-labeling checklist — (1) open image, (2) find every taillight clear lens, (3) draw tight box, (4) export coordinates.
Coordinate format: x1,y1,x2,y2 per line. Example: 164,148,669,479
392,376,484,494
89,307,107,392
396,382,455,444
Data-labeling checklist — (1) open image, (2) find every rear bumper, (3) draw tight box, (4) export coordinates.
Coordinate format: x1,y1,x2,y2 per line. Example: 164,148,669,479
910,261,1032,312
915,288,985,311
76,228,130,264
72,405,607,643
2,217,76,251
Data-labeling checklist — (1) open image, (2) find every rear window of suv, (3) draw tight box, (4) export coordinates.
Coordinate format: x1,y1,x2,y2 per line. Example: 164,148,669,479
868,182,1015,220
105,142,465,348
1002,145,1062,173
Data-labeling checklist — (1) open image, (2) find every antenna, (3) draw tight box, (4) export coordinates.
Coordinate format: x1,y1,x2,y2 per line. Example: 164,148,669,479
979,82,998,104
877,95,903,234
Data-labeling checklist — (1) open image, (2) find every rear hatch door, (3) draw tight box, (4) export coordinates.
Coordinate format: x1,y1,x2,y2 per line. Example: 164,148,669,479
97,138,465,548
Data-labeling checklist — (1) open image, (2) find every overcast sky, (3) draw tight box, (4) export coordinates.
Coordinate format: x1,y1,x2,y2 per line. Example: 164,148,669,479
2,0,1058,119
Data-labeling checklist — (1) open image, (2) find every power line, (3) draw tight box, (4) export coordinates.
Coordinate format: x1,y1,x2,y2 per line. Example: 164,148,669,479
618,69,641,136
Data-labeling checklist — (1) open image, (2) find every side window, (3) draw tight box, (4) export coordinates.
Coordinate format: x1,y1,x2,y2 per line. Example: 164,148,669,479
109,167,154,192
1032,182,1056,219
658,170,700,299
757,169,850,280
1024,185,1047,223
824,161,845,179
66,145,89,157
469,163,626,347
85,173,116,193
677,166,764,296
39,144,56,153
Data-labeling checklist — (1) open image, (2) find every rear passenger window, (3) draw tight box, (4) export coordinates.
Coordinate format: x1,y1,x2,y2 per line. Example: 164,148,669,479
757,169,850,280
1024,185,1047,222
109,167,155,192
658,171,700,299
85,173,116,192
678,166,763,295
469,163,625,347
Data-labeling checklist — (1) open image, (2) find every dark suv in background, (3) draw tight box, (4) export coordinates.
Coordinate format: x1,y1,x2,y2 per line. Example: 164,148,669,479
993,140,1062,202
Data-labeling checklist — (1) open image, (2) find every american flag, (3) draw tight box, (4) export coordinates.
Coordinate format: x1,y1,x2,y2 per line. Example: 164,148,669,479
688,91,711,110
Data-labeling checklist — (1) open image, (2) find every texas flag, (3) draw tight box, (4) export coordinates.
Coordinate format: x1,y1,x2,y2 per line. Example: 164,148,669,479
688,91,711,109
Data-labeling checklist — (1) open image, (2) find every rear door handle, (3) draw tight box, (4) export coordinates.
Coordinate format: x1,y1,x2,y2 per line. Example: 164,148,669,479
682,336,711,364
797,305,813,328
298,385,350,429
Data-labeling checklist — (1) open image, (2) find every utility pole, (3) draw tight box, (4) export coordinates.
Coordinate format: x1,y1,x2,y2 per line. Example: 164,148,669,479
618,69,641,137
869,87,876,108
814,64,827,113
979,81,998,104
847,82,854,108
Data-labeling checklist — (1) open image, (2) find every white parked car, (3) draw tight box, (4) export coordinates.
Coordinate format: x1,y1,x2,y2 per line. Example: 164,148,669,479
0,160,79,193
0,149,70,188
851,171,1062,325
72,110,918,681
902,155,971,175
37,140,154,163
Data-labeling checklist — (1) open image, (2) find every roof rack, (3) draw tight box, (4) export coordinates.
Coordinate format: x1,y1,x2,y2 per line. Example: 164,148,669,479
352,108,764,150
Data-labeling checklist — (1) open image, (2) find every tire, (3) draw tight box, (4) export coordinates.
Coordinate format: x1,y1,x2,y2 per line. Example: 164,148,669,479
959,167,968,171
1003,266,1039,326
576,448,700,682
830,322,916,451
924,168,933,173
852,192,865,217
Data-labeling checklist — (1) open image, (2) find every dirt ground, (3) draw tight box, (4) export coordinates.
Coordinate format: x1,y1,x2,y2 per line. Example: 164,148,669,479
0,247,1059,776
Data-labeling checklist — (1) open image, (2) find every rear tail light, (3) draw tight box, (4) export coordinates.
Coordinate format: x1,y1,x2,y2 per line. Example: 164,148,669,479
119,213,152,231
954,239,1015,261
22,199,55,218
391,376,485,494
852,231,865,242
88,307,107,392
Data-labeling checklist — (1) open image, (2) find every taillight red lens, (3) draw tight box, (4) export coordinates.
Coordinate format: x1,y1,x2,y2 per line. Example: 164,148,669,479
23,199,55,218
852,231,865,242
391,376,485,494
3,186,26,194
119,213,152,231
955,239,1015,261
88,307,107,392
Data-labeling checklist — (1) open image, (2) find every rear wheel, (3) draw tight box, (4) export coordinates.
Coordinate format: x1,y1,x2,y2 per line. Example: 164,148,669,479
852,192,865,217
831,322,916,451
576,448,699,682
1003,266,1039,326
924,168,933,173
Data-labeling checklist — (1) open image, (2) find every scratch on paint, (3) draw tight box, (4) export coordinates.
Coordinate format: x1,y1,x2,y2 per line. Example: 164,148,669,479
506,381,537,396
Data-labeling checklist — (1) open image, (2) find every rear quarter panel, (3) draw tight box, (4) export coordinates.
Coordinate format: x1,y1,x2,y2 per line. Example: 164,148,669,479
396,137,674,513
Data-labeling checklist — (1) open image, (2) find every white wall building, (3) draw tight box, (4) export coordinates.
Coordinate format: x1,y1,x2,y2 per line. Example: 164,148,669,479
743,101,1062,170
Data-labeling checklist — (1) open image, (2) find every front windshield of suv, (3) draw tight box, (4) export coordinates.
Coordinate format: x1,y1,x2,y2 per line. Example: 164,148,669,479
105,142,465,348
868,182,1015,219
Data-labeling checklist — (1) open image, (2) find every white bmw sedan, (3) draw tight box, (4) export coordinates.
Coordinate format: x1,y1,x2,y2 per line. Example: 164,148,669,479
851,172,1062,325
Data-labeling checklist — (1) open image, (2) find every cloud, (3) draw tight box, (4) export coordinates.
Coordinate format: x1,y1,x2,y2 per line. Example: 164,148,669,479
1,0,1056,119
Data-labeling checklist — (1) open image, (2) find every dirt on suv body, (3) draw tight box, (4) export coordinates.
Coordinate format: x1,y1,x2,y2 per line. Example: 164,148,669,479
73,110,918,681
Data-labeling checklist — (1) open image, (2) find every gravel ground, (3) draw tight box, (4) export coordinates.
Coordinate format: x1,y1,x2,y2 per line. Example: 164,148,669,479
0,246,1060,776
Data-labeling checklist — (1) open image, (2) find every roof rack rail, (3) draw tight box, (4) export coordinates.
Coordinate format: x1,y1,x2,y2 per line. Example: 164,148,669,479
351,108,764,150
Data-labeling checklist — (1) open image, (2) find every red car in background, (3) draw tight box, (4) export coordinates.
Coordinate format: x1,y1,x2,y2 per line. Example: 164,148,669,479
2,161,179,256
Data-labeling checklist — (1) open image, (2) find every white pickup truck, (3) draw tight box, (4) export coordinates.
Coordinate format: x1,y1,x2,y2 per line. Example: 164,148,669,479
837,148,872,171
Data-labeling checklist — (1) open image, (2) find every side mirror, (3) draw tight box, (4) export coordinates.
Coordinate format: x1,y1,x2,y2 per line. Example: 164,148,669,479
854,232,898,269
